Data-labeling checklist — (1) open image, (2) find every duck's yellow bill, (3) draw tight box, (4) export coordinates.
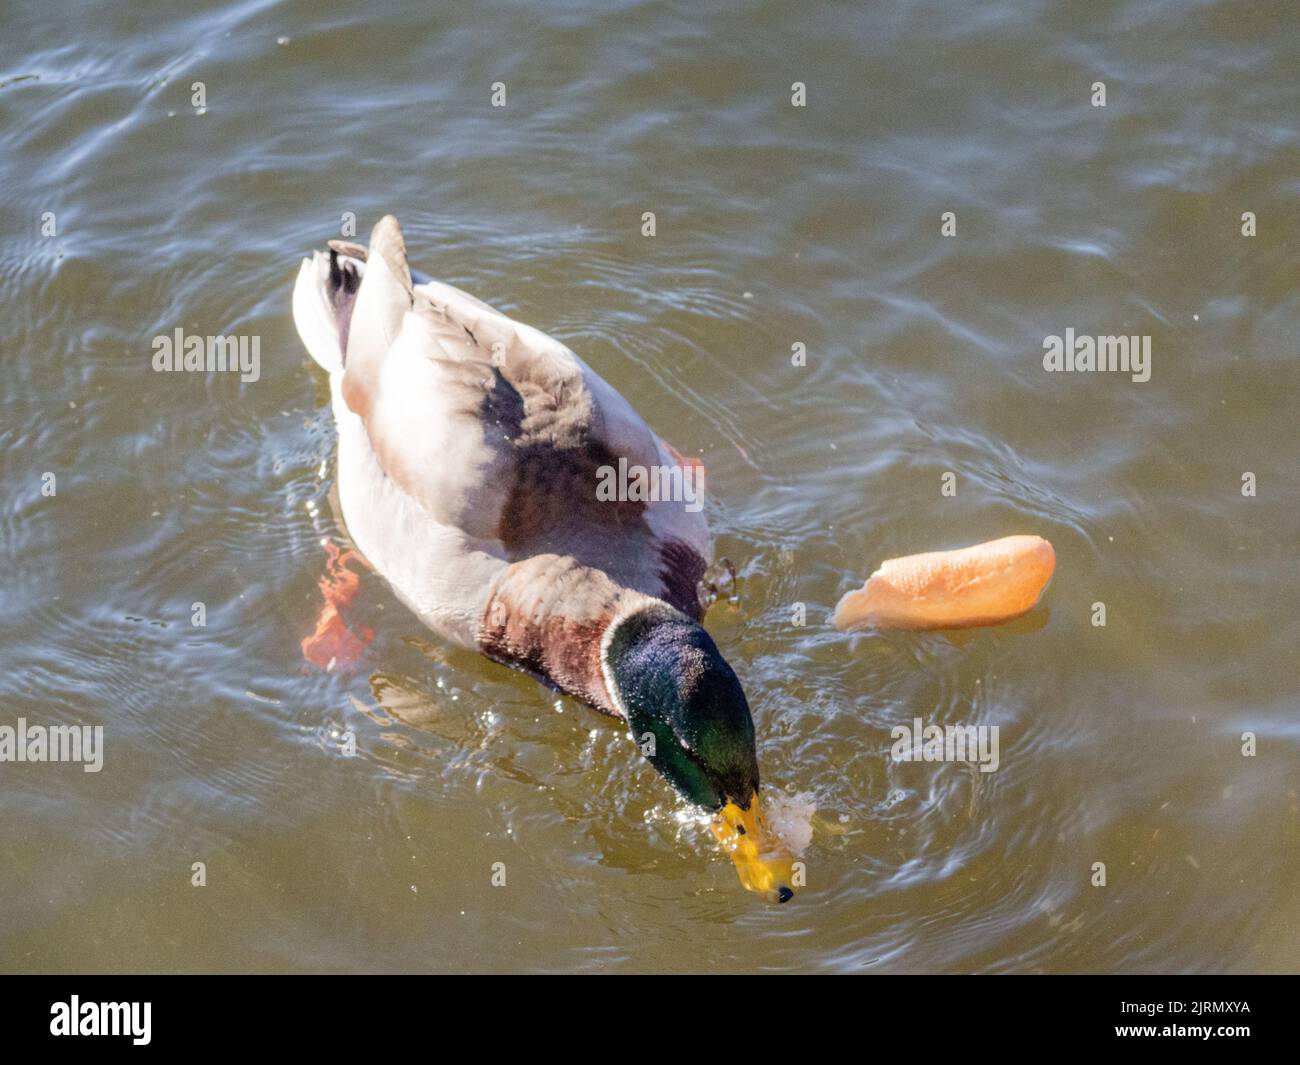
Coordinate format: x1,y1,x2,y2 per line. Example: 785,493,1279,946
711,793,796,903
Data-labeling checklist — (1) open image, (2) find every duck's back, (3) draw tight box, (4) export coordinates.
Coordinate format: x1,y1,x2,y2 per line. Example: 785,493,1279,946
293,216,713,675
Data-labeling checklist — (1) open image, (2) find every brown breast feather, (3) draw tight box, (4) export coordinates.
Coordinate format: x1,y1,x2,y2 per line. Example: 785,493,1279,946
478,554,644,716
477,536,710,716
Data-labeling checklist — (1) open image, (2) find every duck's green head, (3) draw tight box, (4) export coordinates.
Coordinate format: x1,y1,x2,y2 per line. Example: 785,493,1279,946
603,605,795,902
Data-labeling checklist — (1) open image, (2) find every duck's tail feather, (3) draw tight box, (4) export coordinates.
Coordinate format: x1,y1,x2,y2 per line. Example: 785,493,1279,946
293,249,354,375
339,215,414,416
292,216,415,385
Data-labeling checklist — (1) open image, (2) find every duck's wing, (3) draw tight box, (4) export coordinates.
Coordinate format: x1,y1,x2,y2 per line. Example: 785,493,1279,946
338,217,711,602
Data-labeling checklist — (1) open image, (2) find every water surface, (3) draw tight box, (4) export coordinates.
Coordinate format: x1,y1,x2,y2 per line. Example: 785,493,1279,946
1,0,1297,972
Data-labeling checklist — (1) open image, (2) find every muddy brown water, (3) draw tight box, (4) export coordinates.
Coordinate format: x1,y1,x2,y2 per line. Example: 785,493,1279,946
1,0,1297,972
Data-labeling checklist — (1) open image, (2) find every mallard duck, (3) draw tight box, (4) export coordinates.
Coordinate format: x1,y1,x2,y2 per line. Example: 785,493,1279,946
293,216,794,901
